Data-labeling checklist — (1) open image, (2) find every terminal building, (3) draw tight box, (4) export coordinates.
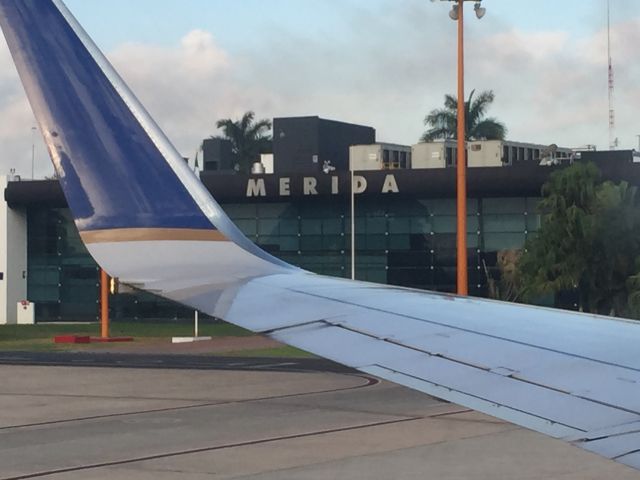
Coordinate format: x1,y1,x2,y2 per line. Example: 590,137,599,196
1,115,638,324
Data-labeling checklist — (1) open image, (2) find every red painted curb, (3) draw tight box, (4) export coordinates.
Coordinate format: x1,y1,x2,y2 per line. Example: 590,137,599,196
54,335,91,344
89,337,134,343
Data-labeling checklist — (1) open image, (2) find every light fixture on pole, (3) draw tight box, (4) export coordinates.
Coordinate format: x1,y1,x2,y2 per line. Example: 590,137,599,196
432,0,486,296
440,0,484,20
449,4,459,20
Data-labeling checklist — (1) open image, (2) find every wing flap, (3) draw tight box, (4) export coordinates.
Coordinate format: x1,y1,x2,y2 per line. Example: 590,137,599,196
362,365,582,439
281,274,640,370
206,272,640,461
267,310,639,435
617,452,640,470
581,432,640,459
320,308,640,414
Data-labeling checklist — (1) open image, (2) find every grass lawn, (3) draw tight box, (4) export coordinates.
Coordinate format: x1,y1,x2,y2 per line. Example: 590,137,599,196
0,321,250,352
0,322,313,358
0,321,251,341
224,346,315,358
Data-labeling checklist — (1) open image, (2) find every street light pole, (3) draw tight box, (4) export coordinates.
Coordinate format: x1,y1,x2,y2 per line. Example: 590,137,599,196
455,0,468,296
31,126,36,180
350,168,355,280
434,0,485,295
100,268,109,339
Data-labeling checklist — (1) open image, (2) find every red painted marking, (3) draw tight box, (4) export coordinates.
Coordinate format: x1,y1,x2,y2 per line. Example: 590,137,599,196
89,337,134,343
53,335,91,344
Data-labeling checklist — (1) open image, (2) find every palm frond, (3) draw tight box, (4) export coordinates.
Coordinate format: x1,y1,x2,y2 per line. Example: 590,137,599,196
421,127,453,142
443,94,458,111
214,111,273,172
239,111,255,132
423,109,456,141
468,90,494,126
420,89,504,142
470,117,506,141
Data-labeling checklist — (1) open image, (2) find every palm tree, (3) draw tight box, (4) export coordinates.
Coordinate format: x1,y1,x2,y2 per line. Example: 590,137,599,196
215,111,272,173
420,89,506,142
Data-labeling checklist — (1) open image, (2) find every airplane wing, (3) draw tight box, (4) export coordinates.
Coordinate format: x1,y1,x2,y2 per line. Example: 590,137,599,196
3,0,640,470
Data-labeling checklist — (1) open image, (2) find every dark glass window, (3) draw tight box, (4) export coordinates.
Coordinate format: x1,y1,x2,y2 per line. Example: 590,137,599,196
25,195,541,321
502,146,510,164
445,147,455,167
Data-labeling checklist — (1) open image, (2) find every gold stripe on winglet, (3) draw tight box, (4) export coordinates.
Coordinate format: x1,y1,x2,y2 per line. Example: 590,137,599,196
80,228,228,244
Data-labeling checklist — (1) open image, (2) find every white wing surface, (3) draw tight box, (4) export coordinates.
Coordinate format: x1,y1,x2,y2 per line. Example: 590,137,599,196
2,0,640,470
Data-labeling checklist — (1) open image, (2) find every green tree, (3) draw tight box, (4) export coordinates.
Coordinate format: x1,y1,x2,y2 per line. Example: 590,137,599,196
518,162,640,316
518,162,600,311
626,260,640,316
421,89,507,142
590,181,640,315
215,111,272,173
484,249,522,302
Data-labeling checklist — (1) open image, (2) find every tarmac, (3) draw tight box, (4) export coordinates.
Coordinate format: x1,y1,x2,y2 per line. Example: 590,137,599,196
0,357,639,479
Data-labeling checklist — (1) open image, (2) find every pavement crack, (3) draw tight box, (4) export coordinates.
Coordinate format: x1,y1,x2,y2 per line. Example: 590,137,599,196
0,373,378,431
0,416,422,480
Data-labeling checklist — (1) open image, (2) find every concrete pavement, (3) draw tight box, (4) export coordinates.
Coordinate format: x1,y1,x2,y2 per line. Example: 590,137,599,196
0,364,638,479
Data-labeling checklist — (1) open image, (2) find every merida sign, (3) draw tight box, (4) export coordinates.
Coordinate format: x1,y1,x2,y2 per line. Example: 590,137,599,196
246,174,400,197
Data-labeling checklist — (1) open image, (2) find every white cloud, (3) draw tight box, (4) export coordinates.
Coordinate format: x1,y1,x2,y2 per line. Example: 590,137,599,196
0,7,639,180
480,19,640,149
108,29,295,165
0,34,47,179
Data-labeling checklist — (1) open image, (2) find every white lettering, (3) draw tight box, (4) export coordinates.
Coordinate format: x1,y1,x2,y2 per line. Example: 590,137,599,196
279,177,290,196
331,176,339,194
353,175,367,194
381,174,399,193
246,178,266,197
303,177,318,195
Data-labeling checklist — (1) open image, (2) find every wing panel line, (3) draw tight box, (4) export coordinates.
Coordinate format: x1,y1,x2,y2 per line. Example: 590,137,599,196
287,286,640,374
362,365,582,439
291,319,640,418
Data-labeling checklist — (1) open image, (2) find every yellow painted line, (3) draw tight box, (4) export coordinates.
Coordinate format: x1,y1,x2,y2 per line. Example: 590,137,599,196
80,228,228,243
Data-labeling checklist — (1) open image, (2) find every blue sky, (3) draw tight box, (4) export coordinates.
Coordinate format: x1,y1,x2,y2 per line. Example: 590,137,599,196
1,0,639,177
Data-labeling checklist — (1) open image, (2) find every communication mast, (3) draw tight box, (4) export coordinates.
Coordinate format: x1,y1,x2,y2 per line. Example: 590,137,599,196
607,0,617,150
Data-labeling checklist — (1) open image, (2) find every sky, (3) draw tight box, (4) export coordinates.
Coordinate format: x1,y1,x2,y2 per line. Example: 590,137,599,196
0,0,638,178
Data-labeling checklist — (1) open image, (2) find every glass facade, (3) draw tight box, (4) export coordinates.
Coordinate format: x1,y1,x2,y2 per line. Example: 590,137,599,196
26,196,541,322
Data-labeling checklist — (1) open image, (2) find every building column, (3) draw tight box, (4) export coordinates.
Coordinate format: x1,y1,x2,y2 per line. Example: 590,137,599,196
0,175,28,324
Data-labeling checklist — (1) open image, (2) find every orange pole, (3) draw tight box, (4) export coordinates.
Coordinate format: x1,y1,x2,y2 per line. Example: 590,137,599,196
100,269,109,338
456,0,468,296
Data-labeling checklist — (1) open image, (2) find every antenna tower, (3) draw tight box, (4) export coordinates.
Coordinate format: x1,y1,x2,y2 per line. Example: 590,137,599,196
607,0,616,150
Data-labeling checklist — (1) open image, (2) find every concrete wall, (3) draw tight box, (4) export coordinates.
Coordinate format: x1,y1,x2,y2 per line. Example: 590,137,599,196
0,176,28,324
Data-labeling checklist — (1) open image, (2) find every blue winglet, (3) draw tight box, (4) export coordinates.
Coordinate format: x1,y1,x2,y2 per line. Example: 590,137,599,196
0,0,213,232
